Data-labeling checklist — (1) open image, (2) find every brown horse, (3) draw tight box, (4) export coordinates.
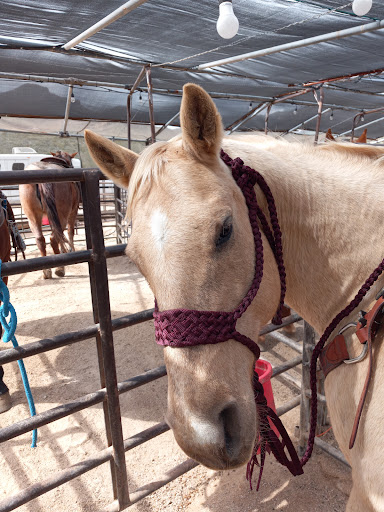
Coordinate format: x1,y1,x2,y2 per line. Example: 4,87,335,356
20,151,80,279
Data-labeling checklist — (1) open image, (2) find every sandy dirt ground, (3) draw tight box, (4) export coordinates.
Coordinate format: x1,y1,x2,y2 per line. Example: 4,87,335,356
0,236,351,512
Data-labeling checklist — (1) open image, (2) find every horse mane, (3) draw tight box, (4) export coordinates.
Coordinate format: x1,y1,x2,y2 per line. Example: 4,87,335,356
317,140,384,162
126,133,384,219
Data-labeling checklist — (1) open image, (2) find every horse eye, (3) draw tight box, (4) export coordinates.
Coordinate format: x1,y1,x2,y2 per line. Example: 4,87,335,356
216,218,233,247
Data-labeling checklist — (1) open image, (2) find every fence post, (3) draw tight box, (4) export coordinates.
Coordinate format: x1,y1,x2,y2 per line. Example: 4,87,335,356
81,170,130,509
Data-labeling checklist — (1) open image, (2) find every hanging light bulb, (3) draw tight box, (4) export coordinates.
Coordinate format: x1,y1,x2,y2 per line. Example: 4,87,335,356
293,105,298,115
352,0,372,16
217,1,239,39
249,102,253,111
71,92,75,103
330,109,334,121
360,111,365,123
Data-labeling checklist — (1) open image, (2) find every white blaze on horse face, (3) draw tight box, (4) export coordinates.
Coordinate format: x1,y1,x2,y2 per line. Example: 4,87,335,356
151,209,168,251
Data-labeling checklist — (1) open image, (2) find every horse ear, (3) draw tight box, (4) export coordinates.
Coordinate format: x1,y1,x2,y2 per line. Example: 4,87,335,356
70,152,78,158
180,83,223,158
84,130,138,188
325,128,335,141
50,152,56,156
356,129,367,144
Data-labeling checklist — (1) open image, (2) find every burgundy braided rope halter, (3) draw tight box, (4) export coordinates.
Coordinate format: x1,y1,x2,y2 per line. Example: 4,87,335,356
153,149,384,488
154,150,303,488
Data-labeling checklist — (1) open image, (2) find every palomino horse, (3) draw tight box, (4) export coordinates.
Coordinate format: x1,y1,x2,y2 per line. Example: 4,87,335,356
20,151,80,279
85,84,384,511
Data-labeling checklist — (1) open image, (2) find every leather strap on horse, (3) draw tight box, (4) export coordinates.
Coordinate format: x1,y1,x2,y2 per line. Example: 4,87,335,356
301,258,384,467
318,295,384,448
154,150,303,488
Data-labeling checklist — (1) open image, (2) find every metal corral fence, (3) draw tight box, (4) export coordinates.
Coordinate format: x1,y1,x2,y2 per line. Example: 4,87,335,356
1,179,119,248
0,167,347,512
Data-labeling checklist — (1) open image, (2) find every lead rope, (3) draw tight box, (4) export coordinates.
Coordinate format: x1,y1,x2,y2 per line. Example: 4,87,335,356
0,260,37,447
300,257,384,466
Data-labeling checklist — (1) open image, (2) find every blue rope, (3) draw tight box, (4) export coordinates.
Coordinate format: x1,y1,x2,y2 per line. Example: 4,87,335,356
0,260,37,447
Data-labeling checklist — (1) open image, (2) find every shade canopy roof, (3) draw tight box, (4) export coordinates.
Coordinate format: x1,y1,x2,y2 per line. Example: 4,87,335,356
1,0,383,138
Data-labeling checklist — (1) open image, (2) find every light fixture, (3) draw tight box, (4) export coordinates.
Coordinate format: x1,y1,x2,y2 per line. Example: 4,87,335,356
139,91,143,104
330,109,334,121
217,1,239,39
293,105,297,115
360,111,365,123
352,0,372,16
249,102,253,111
70,92,75,103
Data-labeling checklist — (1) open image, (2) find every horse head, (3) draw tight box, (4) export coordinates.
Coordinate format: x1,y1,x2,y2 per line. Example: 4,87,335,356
85,84,281,470
50,151,77,166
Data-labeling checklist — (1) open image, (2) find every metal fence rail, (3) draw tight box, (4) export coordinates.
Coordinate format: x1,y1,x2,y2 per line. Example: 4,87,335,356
0,166,347,512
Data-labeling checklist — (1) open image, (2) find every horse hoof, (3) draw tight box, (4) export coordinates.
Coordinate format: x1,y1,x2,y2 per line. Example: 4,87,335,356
43,269,52,279
0,391,12,413
55,267,65,277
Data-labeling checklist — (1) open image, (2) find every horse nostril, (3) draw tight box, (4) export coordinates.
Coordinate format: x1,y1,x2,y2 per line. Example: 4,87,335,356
219,403,240,459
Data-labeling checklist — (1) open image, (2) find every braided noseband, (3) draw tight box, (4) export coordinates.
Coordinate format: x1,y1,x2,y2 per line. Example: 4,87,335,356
154,150,303,488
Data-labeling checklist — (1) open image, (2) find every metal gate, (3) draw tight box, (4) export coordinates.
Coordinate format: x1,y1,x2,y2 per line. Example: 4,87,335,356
0,167,347,512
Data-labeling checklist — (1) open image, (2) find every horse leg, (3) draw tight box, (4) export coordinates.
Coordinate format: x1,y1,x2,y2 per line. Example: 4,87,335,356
0,365,11,413
50,234,65,277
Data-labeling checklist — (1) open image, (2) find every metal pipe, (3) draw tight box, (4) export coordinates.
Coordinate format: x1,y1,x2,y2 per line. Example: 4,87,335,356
276,395,301,417
62,84,73,135
314,87,324,144
284,108,331,135
313,437,350,467
198,19,384,70
126,66,147,148
349,107,384,140
272,355,302,378
82,171,129,506
259,314,301,336
63,0,150,50
0,71,369,108
0,366,165,443
298,322,315,457
0,167,102,185
0,422,169,512
155,111,180,137
267,331,302,354
340,115,384,137
145,66,156,144
226,103,269,134
0,309,153,365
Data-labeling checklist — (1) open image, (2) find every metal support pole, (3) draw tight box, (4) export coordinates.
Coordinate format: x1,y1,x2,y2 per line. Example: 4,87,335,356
314,87,324,145
81,172,130,508
126,66,147,148
145,66,156,144
199,19,384,70
63,0,150,50
283,108,331,135
155,111,180,137
298,322,315,457
225,102,269,134
61,85,73,136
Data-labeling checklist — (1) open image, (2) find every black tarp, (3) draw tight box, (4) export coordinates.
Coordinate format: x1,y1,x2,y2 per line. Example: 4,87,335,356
0,0,383,137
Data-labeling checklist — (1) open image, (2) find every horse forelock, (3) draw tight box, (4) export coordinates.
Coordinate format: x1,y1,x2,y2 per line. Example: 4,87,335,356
127,140,174,219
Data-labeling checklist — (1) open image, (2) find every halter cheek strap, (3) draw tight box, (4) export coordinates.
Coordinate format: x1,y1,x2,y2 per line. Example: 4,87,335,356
154,150,303,488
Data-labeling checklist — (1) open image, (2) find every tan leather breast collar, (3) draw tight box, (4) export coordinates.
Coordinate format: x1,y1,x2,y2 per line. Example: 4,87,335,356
319,289,384,448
